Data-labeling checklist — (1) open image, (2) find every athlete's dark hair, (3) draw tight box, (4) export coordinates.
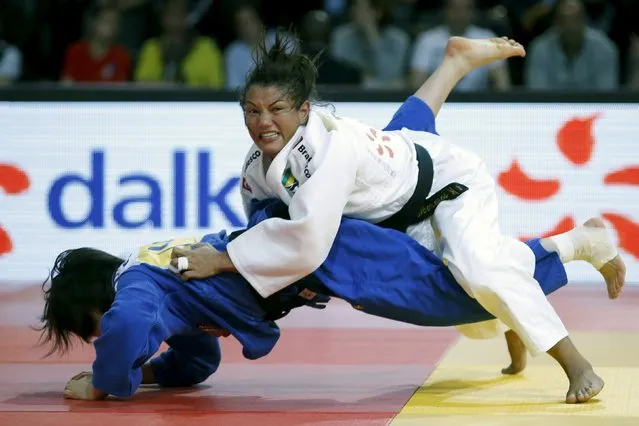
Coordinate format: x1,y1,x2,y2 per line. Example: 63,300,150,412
240,30,320,109
34,248,123,356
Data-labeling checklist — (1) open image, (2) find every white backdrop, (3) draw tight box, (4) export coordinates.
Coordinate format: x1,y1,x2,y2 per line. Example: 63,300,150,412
1,101,637,287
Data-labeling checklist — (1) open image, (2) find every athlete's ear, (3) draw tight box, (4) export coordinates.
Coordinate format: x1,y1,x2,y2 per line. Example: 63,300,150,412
298,100,311,123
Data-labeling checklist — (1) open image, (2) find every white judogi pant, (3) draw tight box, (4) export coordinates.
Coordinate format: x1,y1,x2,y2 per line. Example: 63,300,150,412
405,130,568,355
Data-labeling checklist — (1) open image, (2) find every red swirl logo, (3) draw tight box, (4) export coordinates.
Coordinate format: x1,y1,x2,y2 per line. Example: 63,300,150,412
0,164,30,256
497,115,639,259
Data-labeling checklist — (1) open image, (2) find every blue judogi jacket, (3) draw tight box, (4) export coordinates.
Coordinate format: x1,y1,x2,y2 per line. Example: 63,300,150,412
92,198,566,398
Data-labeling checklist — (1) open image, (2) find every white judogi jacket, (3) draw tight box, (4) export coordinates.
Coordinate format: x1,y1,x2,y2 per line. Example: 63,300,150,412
226,109,422,298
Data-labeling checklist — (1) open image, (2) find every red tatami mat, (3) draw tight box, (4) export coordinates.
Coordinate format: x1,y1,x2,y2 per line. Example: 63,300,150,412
0,284,458,425
0,285,637,425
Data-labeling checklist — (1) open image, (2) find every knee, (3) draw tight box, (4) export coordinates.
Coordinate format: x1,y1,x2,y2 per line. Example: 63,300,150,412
446,256,500,297
446,243,523,295
462,270,503,297
447,243,500,280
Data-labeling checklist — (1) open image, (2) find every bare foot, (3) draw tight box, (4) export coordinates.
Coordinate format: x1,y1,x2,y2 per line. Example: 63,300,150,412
445,36,526,75
581,218,626,299
501,330,527,375
547,336,605,404
565,367,605,404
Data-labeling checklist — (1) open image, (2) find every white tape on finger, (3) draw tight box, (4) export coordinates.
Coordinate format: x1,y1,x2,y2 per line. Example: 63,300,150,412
177,256,189,272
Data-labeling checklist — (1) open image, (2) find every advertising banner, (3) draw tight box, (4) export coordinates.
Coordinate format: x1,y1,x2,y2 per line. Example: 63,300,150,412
1,102,637,287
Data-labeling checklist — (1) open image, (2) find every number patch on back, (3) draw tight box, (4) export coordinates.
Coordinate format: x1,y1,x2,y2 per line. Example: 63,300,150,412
365,128,394,158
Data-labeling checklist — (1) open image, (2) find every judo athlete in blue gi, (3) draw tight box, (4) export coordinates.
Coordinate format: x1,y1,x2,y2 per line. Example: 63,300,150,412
39,199,569,401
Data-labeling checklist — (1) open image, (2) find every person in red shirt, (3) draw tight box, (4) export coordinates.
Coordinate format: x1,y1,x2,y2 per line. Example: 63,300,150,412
61,6,131,83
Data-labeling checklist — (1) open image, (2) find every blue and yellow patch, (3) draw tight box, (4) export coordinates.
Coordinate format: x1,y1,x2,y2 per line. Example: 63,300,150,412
281,168,299,193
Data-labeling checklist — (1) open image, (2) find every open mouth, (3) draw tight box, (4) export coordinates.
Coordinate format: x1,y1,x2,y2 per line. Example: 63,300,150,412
259,132,280,143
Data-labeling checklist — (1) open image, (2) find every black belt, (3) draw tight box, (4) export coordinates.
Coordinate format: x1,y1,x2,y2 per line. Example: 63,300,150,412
255,280,331,321
377,144,468,232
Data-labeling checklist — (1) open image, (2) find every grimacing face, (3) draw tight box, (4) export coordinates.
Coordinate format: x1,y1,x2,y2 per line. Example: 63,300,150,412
243,85,310,158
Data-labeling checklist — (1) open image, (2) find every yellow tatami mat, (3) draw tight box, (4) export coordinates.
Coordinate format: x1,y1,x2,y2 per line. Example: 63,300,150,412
392,332,639,426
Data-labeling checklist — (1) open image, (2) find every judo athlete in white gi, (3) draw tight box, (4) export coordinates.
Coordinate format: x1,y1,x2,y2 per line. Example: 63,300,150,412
174,35,626,403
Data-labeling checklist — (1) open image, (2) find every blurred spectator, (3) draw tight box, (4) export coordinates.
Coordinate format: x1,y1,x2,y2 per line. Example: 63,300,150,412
330,0,411,89
503,0,555,42
506,0,624,49
482,3,513,39
134,0,224,87
108,0,157,57
224,4,266,90
525,0,619,91
501,0,557,85
61,6,131,83
0,16,23,84
410,0,511,92
224,3,298,90
324,0,348,19
388,0,424,39
300,10,361,85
